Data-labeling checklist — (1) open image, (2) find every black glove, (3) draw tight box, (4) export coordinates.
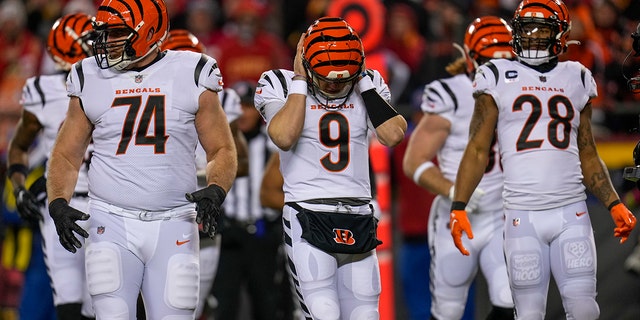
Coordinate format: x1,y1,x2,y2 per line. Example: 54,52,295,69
185,184,226,239
14,186,43,223
48,198,90,253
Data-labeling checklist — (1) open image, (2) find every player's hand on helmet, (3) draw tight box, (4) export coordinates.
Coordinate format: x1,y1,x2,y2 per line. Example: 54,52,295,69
186,184,226,239
48,198,90,253
449,186,485,213
450,205,473,256
14,185,43,223
609,201,637,244
293,34,306,79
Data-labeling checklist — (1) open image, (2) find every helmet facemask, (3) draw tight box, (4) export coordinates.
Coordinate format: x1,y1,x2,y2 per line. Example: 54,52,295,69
303,58,361,109
93,21,157,71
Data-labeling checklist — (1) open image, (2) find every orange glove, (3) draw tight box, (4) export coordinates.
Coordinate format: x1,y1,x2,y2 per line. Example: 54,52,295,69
609,201,637,244
450,209,474,255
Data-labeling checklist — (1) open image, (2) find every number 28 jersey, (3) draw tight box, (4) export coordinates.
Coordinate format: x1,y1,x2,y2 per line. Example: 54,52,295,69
473,59,597,210
66,51,224,211
255,69,389,203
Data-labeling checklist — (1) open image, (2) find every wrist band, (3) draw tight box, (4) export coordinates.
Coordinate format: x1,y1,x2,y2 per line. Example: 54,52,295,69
7,163,28,178
412,161,435,184
292,74,306,81
357,76,375,92
289,79,308,96
451,201,467,211
608,199,621,211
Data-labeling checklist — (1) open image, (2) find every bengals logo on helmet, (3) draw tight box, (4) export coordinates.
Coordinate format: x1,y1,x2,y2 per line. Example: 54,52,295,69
47,13,95,71
462,16,514,74
162,29,205,53
333,228,356,245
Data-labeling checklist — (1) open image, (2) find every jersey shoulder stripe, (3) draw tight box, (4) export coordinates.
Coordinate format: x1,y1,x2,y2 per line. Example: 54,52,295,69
264,69,289,97
437,79,458,111
74,62,85,91
484,61,499,86
194,54,208,87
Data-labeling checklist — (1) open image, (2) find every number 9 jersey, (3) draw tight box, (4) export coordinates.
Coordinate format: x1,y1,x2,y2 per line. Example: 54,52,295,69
473,59,597,210
66,50,224,211
255,69,390,203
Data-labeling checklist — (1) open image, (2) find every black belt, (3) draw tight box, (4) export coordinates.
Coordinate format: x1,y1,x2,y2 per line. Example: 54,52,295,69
302,198,370,206
72,192,89,198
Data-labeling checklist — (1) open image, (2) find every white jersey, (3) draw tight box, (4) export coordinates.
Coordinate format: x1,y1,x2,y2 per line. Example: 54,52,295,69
21,73,90,193
255,69,388,202
421,73,503,211
473,59,597,210
66,50,224,210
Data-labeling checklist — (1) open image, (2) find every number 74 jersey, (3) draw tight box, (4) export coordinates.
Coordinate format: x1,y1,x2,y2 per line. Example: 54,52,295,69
473,59,597,211
66,50,224,210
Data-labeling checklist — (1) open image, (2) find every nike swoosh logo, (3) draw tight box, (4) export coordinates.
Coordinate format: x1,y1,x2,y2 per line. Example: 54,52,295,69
182,233,192,239
176,240,191,246
576,211,587,217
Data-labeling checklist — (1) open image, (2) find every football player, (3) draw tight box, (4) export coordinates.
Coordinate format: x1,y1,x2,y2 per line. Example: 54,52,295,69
403,16,515,320
255,17,406,319
44,0,237,318
7,12,96,320
450,1,636,319
162,28,248,319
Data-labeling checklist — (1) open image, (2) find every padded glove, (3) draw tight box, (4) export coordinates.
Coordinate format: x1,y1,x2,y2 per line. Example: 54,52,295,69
185,184,226,239
610,202,637,244
14,186,43,223
449,186,485,213
48,198,90,253
450,205,474,256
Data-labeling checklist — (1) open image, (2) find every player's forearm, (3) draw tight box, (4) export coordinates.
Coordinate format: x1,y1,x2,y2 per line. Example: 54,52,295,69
582,156,619,207
268,95,306,150
205,146,238,193
374,115,407,147
46,151,81,203
453,148,487,204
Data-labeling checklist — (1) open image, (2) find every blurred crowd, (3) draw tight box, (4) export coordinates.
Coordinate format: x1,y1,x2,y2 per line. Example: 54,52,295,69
2,0,640,318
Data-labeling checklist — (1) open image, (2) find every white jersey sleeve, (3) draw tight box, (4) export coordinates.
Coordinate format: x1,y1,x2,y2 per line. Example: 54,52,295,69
473,59,595,210
67,51,223,211
22,73,91,193
255,69,388,202
421,73,503,210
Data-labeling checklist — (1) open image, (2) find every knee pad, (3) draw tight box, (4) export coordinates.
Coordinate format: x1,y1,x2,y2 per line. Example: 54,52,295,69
564,297,599,320
432,301,465,320
348,305,378,320
85,244,121,296
165,254,199,310
307,293,340,320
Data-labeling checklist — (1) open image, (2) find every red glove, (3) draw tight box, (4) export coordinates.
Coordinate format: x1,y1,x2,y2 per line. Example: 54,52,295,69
610,201,637,244
450,209,474,255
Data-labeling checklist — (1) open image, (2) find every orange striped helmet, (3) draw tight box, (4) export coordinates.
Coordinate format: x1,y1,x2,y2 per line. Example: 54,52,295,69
92,0,169,70
463,16,514,74
511,0,571,61
47,13,95,71
302,17,364,106
162,29,205,53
